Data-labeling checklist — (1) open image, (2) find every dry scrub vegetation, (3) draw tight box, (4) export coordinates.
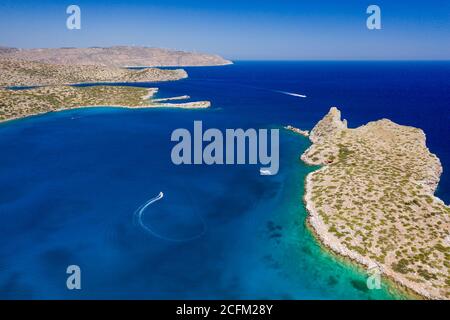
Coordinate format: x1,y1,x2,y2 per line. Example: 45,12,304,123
302,107,450,299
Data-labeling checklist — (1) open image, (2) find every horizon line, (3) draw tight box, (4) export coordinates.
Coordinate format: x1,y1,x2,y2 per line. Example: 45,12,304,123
2,45,448,62
231,59,450,62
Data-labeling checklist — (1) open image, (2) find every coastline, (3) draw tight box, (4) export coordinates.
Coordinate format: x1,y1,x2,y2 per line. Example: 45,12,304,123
284,125,309,137
299,107,449,300
0,104,212,125
302,165,421,300
123,61,234,68
0,87,211,125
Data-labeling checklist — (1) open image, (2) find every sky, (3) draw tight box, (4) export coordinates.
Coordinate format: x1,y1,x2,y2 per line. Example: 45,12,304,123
0,0,449,60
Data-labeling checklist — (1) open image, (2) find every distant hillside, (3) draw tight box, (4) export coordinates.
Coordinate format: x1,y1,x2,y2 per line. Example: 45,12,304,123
0,46,232,67
0,58,188,86
0,46,19,54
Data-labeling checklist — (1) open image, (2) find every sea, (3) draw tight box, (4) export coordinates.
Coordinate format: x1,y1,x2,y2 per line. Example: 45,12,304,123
0,61,449,299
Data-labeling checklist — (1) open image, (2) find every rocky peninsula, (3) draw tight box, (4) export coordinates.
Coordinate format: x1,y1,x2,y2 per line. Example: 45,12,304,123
0,57,211,122
302,107,450,299
0,85,210,122
0,58,187,87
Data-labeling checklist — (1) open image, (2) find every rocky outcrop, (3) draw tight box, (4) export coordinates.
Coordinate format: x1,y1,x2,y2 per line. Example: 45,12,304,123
284,125,309,137
301,107,450,299
301,107,347,166
309,107,347,143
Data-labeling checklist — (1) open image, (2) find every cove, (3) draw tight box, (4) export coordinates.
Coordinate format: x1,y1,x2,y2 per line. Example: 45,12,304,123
2,61,448,299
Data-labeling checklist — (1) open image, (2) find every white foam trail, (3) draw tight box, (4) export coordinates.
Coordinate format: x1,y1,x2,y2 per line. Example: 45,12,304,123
134,192,206,242
275,90,307,98
260,169,273,176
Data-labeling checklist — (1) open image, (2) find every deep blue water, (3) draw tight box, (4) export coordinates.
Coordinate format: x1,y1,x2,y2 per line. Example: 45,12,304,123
0,61,448,299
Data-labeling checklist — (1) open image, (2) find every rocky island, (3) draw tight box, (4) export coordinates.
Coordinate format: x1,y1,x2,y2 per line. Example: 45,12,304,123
301,107,450,299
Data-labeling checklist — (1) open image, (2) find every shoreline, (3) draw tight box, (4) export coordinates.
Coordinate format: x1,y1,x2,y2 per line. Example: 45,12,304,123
123,61,234,68
302,165,422,300
284,125,309,137
0,101,212,125
299,107,449,300
0,103,211,125
0,87,211,125
1,77,186,90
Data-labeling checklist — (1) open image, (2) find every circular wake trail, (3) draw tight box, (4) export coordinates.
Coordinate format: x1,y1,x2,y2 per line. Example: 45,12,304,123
134,192,206,242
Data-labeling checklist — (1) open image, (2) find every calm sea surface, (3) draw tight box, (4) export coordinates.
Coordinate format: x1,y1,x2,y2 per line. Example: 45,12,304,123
0,61,448,299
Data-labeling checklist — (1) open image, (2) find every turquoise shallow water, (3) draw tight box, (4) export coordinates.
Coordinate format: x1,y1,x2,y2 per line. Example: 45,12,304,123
1,61,448,299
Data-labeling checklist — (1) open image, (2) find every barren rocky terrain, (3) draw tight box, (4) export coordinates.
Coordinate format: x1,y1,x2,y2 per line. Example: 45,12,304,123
302,107,450,299
0,46,232,67
0,58,187,87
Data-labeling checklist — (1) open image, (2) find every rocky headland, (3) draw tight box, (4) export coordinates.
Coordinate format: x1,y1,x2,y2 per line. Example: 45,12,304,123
302,107,450,299
0,47,218,122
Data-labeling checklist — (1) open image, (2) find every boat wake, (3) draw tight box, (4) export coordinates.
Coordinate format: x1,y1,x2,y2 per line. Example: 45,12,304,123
274,90,307,98
189,78,307,98
134,192,206,242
